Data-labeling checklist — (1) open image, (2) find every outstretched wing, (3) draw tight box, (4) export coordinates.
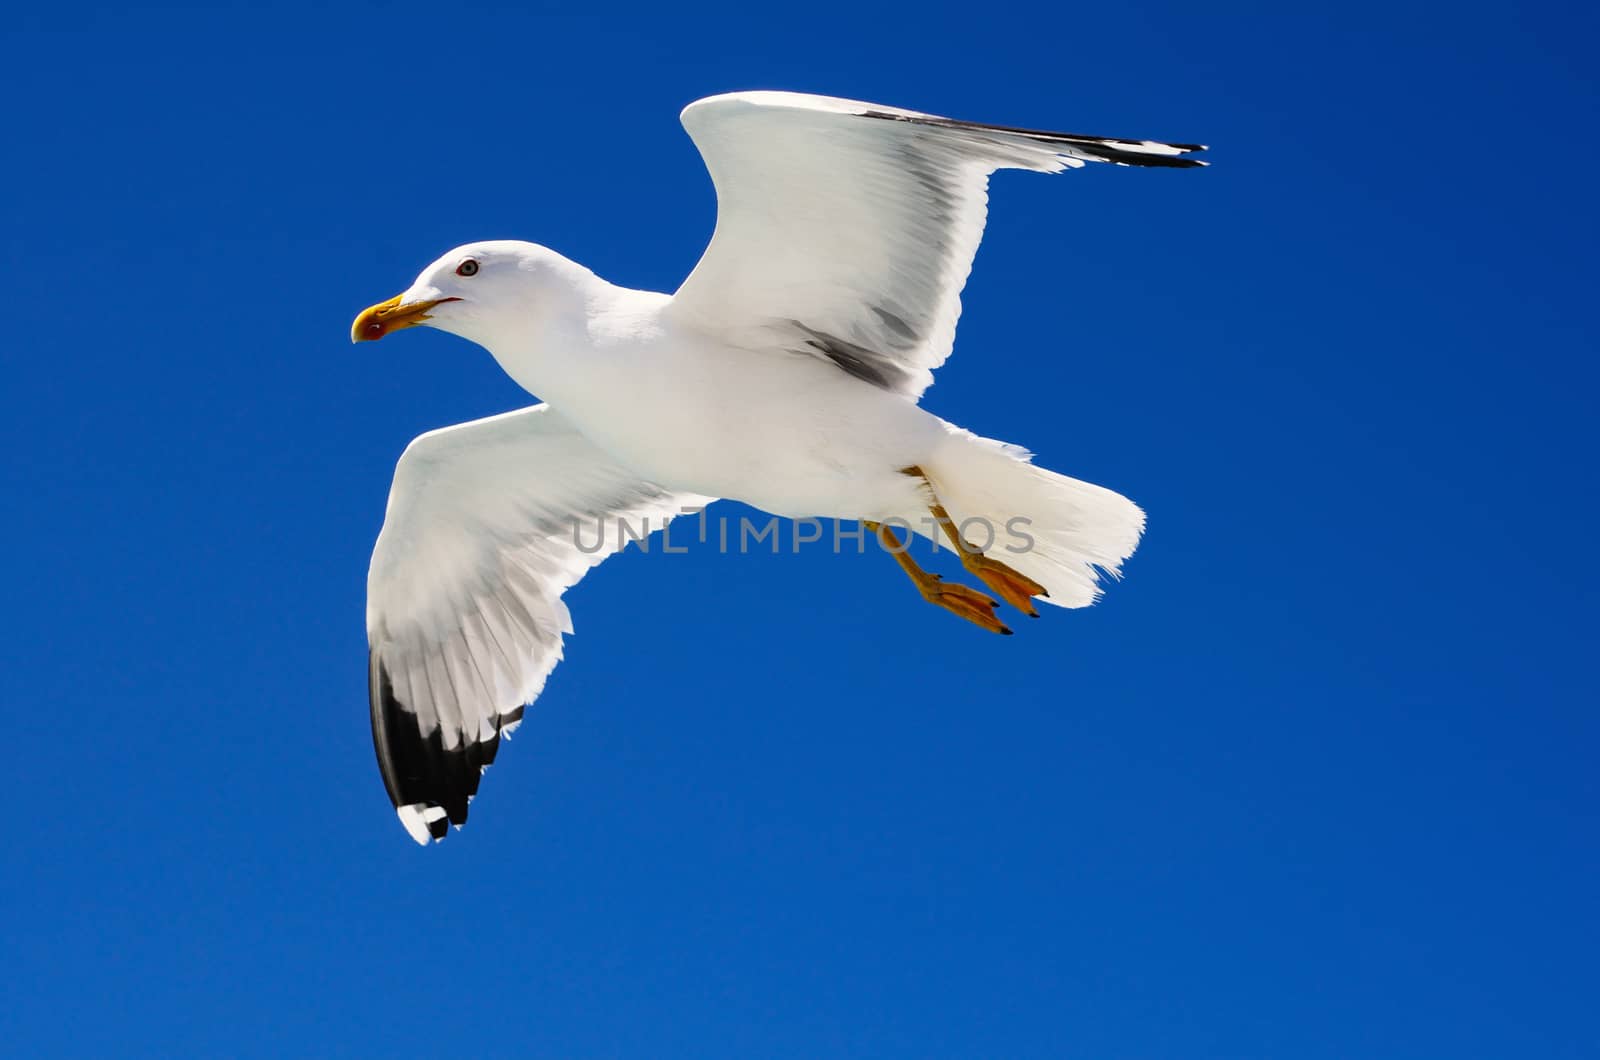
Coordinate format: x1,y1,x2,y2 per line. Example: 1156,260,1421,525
367,404,710,844
668,91,1205,399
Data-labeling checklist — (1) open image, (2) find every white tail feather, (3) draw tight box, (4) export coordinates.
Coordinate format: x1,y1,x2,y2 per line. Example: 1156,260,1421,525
916,427,1145,608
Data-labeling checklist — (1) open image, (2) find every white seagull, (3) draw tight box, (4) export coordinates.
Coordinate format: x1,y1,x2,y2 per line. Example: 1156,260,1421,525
352,91,1206,844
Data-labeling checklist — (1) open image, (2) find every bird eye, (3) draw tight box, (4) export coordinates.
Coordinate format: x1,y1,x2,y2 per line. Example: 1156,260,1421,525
456,259,479,277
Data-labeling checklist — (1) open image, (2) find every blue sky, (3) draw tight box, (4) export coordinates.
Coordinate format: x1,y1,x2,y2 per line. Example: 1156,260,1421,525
3,3,1596,1056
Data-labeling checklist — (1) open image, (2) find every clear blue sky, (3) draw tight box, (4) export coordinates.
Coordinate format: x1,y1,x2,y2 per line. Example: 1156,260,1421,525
3,3,1595,1056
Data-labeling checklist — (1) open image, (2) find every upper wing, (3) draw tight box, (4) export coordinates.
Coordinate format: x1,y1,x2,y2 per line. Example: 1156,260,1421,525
668,91,1206,399
367,404,710,844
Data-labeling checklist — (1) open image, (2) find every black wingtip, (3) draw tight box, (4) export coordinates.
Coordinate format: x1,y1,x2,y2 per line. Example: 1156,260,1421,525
860,108,1209,169
1067,141,1208,168
369,652,415,811
369,649,522,844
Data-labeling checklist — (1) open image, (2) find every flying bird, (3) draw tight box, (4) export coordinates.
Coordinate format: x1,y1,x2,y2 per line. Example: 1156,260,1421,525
352,91,1206,844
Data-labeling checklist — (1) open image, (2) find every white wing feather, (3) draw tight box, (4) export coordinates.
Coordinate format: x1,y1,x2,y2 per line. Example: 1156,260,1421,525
669,91,1205,399
367,404,709,844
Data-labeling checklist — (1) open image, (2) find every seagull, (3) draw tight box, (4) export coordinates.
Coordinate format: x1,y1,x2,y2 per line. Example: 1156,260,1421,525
352,91,1206,844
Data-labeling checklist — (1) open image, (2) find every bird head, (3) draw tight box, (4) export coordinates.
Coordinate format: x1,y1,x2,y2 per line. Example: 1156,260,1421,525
351,240,558,346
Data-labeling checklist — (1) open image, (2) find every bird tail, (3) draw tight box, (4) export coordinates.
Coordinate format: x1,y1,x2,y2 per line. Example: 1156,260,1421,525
916,426,1145,608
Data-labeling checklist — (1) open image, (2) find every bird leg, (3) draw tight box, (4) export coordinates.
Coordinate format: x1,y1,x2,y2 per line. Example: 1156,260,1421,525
902,465,1049,618
864,520,1011,635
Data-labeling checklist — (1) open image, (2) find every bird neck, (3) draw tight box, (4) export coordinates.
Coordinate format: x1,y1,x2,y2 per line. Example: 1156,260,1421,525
481,266,662,409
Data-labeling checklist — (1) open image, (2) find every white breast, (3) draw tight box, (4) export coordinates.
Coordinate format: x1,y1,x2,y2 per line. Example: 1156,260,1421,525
486,295,942,520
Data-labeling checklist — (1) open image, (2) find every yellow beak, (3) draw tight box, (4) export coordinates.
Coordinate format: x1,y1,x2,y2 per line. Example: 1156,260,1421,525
351,294,458,342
